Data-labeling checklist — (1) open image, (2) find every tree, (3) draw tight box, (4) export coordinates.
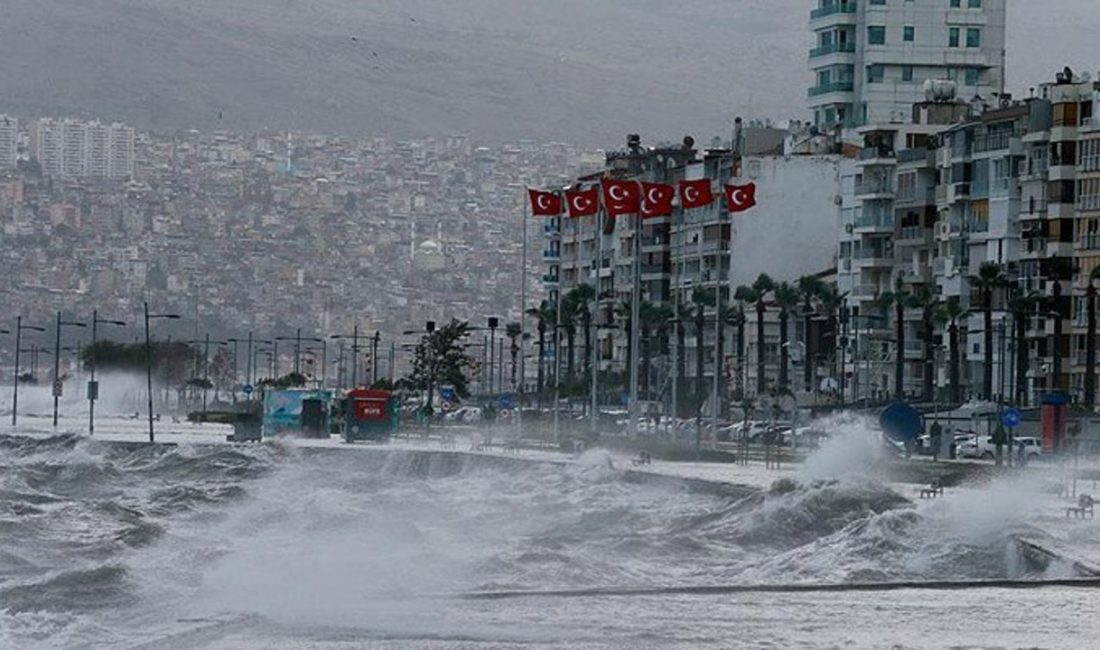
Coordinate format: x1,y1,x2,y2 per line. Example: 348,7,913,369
726,304,747,401
735,274,775,397
566,284,597,379
879,277,912,400
405,319,476,407
639,302,674,400
1008,290,1039,407
909,284,940,403
208,348,235,401
797,275,826,392
615,300,635,392
526,301,555,395
815,284,847,397
773,282,801,391
934,296,967,404
969,262,1010,400
559,295,578,381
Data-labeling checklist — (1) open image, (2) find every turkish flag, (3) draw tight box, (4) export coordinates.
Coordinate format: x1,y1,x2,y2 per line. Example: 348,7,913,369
565,187,600,218
528,189,562,216
601,179,641,217
725,182,758,213
641,182,675,218
679,179,715,210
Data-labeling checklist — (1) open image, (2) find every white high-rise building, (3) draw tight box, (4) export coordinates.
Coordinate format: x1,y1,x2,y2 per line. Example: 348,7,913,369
0,115,16,168
31,118,135,179
808,0,1006,128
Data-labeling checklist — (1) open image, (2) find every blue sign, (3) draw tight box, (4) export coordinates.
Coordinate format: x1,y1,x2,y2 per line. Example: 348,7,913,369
439,387,457,403
1001,408,1022,429
879,402,923,443
499,393,515,409
243,384,254,396
621,391,631,406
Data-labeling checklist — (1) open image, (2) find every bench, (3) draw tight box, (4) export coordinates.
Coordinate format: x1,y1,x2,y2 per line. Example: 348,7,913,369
1066,495,1095,519
919,481,945,499
630,452,652,467
439,434,457,449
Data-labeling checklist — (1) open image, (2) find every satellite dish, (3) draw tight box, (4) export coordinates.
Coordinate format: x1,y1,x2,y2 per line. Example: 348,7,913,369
880,402,924,443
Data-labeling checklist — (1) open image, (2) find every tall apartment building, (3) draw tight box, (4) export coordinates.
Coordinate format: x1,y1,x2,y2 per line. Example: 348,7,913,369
31,118,135,180
808,0,1006,128
543,131,842,409
0,115,17,168
836,70,1100,407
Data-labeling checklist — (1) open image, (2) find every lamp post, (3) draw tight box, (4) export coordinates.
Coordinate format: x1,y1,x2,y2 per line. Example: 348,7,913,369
488,317,499,397
144,303,181,443
330,326,362,388
52,312,87,428
10,318,47,427
371,331,381,385
88,311,126,435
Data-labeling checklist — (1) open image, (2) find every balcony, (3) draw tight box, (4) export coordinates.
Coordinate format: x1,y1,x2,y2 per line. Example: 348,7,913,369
1078,232,1100,251
808,81,855,98
897,149,935,165
894,187,936,208
853,213,895,232
857,146,896,167
1078,195,1100,213
542,250,560,262
809,42,856,58
851,284,880,300
542,274,559,285
810,2,858,20
896,226,933,245
854,180,894,199
972,131,1022,154
966,218,989,234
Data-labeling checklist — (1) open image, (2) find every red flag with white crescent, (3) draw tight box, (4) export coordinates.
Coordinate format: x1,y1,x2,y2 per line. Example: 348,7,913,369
601,179,641,217
565,187,600,218
527,189,563,216
679,179,715,210
725,182,757,213
641,182,675,218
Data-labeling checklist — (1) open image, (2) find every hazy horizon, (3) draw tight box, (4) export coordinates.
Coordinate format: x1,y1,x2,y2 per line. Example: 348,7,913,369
0,0,1096,146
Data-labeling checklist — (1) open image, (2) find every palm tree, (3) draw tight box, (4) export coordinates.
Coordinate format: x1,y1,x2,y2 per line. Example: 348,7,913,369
798,275,826,392
639,302,674,400
735,274,775,396
1007,289,1038,407
690,287,715,402
1087,267,1100,409
525,301,555,395
615,299,634,390
774,282,801,391
567,284,597,378
505,322,523,390
725,304,747,400
969,262,1010,400
934,296,967,404
559,293,580,381
815,284,848,398
909,284,940,403
879,277,912,400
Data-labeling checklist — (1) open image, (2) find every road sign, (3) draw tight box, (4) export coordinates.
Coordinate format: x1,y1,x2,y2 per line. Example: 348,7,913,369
1001,407,1022,429
243,384,254,396
499,393,515,409
439,387,457,402
87,381,99,401
52,380,63,398
620,391,631,406
880,402,923,442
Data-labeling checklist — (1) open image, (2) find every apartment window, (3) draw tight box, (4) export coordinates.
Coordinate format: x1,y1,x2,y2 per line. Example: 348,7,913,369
966,28,981,48
949,27,960,47
969,0,982,7
965,67,980,85
902,66,914,82
903,26,914,42
870,0,885,4
868,26,886,45
950,0,960,6
867,64,885,83
1053,102,1079,127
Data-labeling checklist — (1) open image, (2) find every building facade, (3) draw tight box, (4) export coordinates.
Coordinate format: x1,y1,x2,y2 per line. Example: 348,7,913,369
0,115,16,168
808,0,1007,128
31,118,135,180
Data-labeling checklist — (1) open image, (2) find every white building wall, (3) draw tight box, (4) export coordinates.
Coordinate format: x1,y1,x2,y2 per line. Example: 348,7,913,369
728,155,842,287
0,115,16,168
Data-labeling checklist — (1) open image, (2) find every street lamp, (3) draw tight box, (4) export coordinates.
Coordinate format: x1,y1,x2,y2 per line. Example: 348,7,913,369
51,312,87,427
144,303,181,443
331,326,364,389
88,311,127,435
10,318,47,428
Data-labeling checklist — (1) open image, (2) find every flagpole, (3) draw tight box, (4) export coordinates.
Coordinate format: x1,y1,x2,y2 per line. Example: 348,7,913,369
671,202,680,438
629,199,642,440
518,190,528,441
711,167,723,444
590,208,602,435
553,214,566,448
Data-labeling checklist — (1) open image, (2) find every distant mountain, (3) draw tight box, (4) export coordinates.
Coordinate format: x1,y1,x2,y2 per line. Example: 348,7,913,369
0,0,1095,146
